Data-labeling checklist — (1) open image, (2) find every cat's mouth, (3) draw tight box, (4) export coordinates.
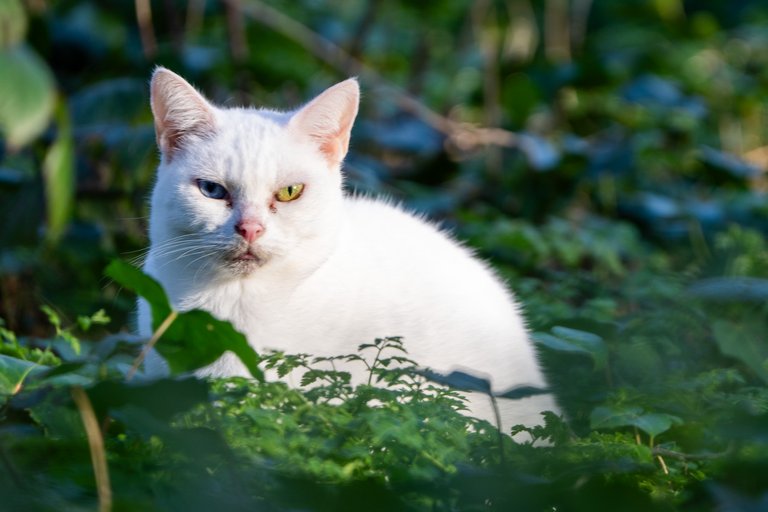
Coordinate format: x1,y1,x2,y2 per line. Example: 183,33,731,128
225,247,270,273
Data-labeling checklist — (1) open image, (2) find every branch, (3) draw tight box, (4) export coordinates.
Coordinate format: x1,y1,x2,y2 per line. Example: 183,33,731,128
231,0,520,153
134,0,156,59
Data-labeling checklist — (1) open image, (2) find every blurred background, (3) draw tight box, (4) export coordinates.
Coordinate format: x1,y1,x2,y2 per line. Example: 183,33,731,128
1,0,768,338
3,2,768,507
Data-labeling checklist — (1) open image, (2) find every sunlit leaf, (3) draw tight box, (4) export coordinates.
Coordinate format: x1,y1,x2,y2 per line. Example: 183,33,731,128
0,45,55,148
162,309,262,380
42,99,75,242
0,354,38,396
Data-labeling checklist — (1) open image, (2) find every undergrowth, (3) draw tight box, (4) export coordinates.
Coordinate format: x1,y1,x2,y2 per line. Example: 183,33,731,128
1,224,767,511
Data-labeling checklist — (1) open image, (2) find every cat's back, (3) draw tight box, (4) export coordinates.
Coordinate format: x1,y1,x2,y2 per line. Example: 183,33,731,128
296,195,540,389
339,196,510,295
339,195,486,275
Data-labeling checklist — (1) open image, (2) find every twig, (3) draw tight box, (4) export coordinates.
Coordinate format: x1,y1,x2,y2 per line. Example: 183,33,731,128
134,0,156,59
346,0,381,61
656,454,669,475
225,0,249,62
233,0,520,153
545,0,571,63
471,0,503,175
125,310,178,381
72,387,112,512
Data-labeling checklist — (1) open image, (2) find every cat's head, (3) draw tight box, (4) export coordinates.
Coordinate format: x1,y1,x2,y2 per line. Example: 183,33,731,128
147,67,359,281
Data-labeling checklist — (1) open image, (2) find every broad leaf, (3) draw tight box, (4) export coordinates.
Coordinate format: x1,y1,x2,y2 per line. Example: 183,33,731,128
712,319,768,384
106,259,172,323
42,100,75,242
0,45,55,148
534,326,607,370
0,354,38,396
162,309,262,380
0,0,26,49
105,260,262,380
590,405,682,438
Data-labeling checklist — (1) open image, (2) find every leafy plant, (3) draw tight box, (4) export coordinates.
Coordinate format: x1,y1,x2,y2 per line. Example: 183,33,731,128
1,0,768,510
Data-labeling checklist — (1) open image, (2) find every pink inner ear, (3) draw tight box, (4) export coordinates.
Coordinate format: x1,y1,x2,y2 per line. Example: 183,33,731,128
150,68,216,162
290,79,359,168
319,133,350,165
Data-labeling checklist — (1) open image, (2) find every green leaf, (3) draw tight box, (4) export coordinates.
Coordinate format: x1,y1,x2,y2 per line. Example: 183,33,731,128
590,404,641,430
631,412,682,438
590,405,681,438
162,309,262,380
105,259,172,323
0,45,55,148
42,99,74,242
534,326,607,370
0,354,38,396
105,260,262,380
712,319,768,384
39,305,62,331
77,309,111,331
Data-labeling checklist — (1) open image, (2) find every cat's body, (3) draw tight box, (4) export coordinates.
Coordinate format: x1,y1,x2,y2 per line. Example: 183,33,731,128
138,68,558,430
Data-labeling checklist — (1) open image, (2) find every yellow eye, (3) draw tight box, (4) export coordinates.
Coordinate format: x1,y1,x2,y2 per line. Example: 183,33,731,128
275,183,305,202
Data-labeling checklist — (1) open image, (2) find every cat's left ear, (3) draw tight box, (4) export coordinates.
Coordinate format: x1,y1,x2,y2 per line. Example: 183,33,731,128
288,78,359,168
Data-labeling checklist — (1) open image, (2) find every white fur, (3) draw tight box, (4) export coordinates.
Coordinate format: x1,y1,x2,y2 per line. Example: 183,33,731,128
139,68,558,431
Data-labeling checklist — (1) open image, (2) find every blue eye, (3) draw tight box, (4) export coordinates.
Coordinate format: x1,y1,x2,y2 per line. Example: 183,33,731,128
197,179,229,200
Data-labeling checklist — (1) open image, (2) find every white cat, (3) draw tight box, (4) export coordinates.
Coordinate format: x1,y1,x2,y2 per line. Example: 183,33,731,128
138,67,558,431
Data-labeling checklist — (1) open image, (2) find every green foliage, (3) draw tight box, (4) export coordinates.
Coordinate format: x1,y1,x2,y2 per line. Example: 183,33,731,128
1,0,768,510
1,246,767,509
105,260,262,379
0,44,55,149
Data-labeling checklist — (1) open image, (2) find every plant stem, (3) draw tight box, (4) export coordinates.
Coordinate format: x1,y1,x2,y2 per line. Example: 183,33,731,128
72,387,112,512
126,310,178,381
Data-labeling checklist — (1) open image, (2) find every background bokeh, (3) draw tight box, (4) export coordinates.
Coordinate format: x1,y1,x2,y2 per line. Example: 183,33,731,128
2,1,768,510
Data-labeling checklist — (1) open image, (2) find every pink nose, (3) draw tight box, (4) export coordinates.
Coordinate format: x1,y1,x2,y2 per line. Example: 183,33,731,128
235,220,265,243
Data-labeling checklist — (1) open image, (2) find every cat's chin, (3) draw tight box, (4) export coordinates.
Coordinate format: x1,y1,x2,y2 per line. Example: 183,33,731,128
224,249,270,276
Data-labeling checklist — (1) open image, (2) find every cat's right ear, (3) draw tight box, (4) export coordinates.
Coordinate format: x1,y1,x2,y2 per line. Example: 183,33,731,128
150,67,216,162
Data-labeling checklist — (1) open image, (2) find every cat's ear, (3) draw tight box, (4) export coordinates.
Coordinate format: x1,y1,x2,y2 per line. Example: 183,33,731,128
289,78,359,168
150,67,216,161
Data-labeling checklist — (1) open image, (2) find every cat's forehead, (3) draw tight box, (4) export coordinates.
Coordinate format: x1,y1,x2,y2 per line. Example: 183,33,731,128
215,107,288,144
196,108,309,187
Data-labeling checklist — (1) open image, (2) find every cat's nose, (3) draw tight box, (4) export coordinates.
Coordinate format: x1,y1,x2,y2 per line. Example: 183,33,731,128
235,219,265,243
